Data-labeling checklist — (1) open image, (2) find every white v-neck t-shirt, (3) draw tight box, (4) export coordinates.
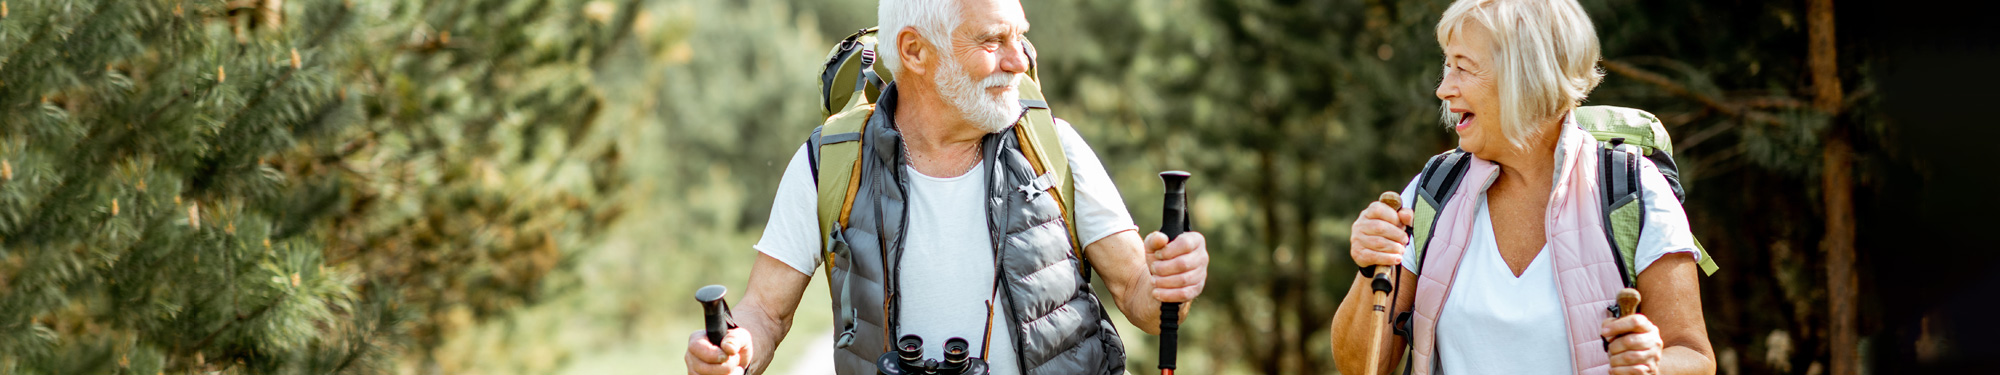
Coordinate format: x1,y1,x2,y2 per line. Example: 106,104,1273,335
1395,147,1702,374
753,119,1137,375
1427,199,1572,374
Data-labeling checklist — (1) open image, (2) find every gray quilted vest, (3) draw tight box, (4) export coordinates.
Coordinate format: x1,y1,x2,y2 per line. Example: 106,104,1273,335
810,84,1126,375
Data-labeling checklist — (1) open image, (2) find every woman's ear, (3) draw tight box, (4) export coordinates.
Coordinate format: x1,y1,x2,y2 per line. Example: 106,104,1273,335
895,27,930,77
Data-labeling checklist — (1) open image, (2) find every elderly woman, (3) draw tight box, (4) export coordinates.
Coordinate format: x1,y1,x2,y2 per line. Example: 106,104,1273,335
1329,1,1716,375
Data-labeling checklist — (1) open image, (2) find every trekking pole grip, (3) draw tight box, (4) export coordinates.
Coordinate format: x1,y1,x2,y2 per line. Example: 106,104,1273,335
1157,171,1191,374
1602,288,1645,352
1615,288,1642,318
696,285,738,346
1363,192,1405,375
1372,192,1404,284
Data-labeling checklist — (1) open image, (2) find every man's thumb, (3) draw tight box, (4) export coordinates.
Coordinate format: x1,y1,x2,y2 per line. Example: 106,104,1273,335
719,335,745,353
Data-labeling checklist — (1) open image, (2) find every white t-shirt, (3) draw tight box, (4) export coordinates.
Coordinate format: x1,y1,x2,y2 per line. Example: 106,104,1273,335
754,119,1137,375
1396,139,1702,374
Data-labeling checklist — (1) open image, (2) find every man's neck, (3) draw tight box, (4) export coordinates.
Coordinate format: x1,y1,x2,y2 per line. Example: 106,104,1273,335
894,81,986,153
891,80,987,177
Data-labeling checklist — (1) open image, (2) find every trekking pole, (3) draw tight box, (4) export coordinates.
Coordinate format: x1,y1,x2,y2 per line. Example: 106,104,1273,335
696,285,738,346
1365,192,1406,375
1157,171,1192,375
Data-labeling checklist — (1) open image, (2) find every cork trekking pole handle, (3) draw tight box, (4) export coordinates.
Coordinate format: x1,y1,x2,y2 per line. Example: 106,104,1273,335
1616,288,1642,318
1157,171,1192,375
1602,287,1644,352
1364,192,1405,375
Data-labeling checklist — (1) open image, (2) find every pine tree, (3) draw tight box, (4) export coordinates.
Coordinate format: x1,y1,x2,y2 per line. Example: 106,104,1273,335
325,0,640,369
0,0,379,373
0,0,640,373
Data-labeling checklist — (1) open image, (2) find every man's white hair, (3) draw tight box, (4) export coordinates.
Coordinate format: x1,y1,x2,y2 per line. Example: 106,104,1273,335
878,0,961,75
1437,0,1604,148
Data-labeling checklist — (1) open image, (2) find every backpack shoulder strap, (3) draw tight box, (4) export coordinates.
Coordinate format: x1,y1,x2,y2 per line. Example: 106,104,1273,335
1390,149,1473,345
811,101,874,350
1408,149,1475,276
1014,100,1076,243
814,101,873,258
1597,141,1720,287
1601,143,1644,288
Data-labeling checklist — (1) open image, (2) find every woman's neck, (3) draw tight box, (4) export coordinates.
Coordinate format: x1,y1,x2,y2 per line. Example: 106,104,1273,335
1487,118,1566,192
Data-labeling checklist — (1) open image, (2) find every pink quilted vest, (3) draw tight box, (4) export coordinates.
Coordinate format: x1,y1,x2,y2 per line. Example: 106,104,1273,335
1408,125,1627,375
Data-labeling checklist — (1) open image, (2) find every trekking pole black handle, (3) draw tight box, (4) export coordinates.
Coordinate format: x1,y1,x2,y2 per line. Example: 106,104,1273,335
1157,171,1191,374
696,285,738,346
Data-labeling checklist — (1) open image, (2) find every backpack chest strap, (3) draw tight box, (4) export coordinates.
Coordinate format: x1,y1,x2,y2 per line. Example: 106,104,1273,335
1018,171,1059,201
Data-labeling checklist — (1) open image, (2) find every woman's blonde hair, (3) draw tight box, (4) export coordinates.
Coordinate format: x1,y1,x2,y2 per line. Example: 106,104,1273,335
1437,0,1604,148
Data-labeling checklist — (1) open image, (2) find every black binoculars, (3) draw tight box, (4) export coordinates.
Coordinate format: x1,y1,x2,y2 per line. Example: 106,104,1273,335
875,335,989,375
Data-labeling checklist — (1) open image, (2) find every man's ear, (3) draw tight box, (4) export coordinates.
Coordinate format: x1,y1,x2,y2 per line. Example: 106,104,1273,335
895,26,930,77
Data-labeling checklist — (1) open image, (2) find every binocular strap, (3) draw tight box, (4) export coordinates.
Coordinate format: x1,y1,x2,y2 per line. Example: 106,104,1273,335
981,267,1001,359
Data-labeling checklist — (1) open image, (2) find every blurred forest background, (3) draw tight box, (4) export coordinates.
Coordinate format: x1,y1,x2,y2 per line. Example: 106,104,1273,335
0,0,1990,374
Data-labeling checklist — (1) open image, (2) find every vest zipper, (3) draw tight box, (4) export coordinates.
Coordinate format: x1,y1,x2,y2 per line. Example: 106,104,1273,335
885,122,910,346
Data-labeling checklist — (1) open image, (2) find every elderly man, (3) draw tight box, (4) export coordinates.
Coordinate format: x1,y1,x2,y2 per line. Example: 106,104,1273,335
683,0,1210,374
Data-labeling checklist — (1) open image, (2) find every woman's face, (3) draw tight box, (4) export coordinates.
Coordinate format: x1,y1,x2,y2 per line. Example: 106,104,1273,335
1435,23,1506,157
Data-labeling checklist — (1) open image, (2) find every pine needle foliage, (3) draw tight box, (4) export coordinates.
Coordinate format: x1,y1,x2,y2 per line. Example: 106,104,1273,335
0,0,639,373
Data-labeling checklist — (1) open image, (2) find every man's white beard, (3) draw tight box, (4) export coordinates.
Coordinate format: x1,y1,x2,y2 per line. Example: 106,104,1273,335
935,58,1023,134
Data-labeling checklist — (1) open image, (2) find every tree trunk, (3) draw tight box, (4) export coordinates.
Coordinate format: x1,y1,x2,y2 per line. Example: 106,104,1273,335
1807,0,1856,374
1258,149,1283,375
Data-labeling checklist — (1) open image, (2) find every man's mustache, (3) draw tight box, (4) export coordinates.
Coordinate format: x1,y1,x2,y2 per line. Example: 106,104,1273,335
979,72,1022,91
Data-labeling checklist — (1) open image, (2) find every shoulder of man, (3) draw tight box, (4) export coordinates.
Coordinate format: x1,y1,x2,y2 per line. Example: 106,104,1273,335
1047,118,1105,185
1049,118,1089,161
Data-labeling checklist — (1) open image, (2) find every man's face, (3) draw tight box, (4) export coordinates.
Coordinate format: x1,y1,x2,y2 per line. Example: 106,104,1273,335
934,0,1031,133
